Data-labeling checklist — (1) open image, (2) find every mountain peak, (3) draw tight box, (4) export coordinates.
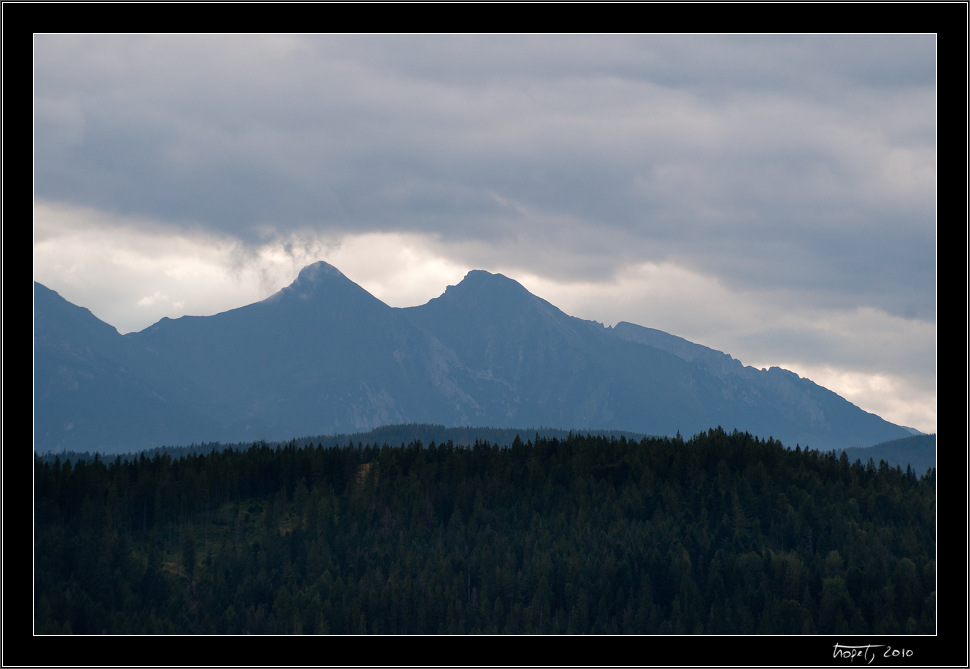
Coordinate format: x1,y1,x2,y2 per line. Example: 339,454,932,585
462,269,503,281
426,269,536,312
454,269,531,295
34,280,123,356
254,261,391,319
294,260,346,284
277,261,356,294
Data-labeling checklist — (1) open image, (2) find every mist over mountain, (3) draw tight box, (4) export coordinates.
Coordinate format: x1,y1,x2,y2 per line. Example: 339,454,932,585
34,261,914,455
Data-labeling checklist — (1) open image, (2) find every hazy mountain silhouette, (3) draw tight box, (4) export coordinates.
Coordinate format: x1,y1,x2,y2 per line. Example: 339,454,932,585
34,262,914,454
33,282,221,452
840,434,936,475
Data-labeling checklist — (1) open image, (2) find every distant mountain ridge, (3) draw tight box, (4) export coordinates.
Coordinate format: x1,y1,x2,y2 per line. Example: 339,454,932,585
34,261,914,454
840,434,936,475
36,424,936,480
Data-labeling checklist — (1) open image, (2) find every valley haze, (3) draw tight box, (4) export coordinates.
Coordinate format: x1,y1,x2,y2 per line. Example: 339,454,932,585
34,261,917,456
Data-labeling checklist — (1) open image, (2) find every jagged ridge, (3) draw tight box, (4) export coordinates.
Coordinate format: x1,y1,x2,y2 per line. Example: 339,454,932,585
34,262,913,454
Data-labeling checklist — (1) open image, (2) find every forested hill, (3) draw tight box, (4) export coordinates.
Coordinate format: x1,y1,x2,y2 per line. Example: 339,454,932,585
37,423,657,466
840,434,936,476
37,422,936,477
35,428,935,637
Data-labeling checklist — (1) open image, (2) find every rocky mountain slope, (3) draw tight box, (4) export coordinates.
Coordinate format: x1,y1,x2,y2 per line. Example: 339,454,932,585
34,261,914,454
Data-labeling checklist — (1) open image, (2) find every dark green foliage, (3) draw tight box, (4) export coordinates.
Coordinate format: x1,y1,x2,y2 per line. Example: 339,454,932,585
34,428,936,634
839,434,936,475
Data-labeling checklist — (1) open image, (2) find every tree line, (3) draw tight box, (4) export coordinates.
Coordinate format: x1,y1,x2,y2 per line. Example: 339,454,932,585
34,427,935,634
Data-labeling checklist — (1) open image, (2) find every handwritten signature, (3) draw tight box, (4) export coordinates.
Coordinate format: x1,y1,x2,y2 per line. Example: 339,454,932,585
833,643,915,664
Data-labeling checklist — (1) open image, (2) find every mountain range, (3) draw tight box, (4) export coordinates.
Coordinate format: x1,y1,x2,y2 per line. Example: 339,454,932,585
33,261,916,455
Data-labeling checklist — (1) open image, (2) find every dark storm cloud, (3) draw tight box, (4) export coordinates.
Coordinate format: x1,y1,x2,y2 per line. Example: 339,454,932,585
34,34,936,322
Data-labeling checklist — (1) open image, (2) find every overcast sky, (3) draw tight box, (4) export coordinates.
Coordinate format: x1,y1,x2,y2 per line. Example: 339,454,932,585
33,34,937,435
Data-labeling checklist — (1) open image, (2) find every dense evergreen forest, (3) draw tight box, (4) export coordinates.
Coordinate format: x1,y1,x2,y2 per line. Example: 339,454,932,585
34,428,935,635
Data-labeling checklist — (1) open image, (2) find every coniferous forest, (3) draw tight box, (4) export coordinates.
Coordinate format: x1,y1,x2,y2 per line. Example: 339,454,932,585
33,428,936,635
